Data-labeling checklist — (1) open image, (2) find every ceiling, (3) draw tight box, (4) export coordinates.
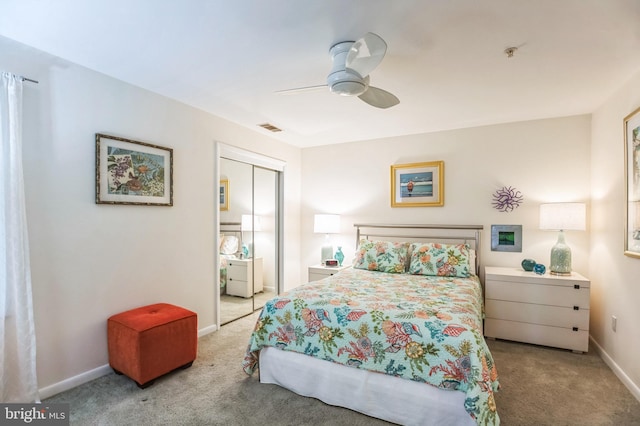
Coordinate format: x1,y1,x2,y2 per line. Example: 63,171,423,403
1,0,639,148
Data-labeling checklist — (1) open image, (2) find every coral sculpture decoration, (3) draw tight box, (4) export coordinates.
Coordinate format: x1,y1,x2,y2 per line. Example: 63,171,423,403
492,186,523,212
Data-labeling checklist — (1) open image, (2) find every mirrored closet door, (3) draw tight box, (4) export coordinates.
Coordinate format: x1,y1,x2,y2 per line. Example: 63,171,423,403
252,166,278,311
218,155,281,325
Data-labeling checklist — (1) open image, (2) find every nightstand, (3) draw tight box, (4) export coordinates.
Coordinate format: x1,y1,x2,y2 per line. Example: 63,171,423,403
227,257,263,298
308,264,350,282
484,266,590,353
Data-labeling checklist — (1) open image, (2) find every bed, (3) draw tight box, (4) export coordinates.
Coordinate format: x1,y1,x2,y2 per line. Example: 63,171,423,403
242,224,500,425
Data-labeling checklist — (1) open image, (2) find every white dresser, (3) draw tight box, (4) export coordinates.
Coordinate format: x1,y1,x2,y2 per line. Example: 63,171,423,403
227,257,263,298
484,266,590,352
308,264,350,282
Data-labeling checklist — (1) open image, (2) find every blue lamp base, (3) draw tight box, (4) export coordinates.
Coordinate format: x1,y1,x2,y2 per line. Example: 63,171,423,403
550,230,572,276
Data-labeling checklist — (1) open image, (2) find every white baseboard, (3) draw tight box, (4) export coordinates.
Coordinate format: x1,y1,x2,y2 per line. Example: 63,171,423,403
39,364,112,400
590,336,640,402
198,323,218,337
40,324,219,399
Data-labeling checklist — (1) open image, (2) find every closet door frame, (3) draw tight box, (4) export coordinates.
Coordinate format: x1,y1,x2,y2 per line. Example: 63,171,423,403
214,142,285,327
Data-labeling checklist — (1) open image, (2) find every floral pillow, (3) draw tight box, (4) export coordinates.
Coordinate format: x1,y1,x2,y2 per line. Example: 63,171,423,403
408,242,471,277
353,239,409,273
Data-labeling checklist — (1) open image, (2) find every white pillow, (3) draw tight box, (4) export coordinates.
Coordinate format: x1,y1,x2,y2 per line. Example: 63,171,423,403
468,249,477,275
220,235,239,255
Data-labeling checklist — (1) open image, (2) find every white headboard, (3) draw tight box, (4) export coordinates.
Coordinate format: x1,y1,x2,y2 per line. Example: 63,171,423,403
353,223,483,276
220,222,243,250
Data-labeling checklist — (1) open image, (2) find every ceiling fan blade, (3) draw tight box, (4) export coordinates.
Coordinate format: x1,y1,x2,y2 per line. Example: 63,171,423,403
358,86,399,109
345,32,387,77
275,84,328,95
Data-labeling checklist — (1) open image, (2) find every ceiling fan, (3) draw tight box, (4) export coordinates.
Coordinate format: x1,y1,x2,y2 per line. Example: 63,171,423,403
278,32,400,109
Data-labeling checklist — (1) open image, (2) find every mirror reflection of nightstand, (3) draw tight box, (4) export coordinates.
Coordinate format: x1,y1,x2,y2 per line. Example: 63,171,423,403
227,258,263,298
308,264,350,282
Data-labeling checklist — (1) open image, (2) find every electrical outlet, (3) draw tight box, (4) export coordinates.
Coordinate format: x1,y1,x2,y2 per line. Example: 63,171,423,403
611,315,617,332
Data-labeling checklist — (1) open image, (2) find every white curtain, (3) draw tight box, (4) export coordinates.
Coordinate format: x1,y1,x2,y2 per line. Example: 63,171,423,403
0,72,39,402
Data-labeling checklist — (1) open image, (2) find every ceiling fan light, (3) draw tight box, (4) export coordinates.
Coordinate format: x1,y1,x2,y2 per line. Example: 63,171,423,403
330,81,366,96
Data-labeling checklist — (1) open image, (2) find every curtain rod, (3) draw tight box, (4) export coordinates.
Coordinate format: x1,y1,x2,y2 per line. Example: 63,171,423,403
21,76,39,84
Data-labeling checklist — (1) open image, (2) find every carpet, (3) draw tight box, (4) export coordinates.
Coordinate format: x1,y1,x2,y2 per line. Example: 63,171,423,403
45,311,640,425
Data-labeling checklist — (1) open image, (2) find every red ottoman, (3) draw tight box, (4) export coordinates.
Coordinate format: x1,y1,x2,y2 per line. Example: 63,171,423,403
107,303,197,388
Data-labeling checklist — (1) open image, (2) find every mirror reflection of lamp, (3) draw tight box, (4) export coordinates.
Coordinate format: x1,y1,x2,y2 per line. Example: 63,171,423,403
313,214,340,265
241,214,261,258
539,203,586,276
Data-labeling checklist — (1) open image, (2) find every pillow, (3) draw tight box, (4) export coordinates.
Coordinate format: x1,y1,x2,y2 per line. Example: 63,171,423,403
353,239,409,273
408,242,471,277
220,235,239,255
468,248,477,276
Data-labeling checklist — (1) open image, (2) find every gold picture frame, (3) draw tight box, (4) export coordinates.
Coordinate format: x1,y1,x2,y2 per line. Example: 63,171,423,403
220,179,229,211
624,106,640,258
391,161,444,207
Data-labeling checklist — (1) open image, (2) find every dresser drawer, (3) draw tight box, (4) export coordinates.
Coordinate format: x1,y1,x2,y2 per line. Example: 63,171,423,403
485,299,589,329
227,279,249,297
228,263,248,281
485,269,590,288
309,272,327,282
486,280,590,309
485,318,588,352
308,265,351,282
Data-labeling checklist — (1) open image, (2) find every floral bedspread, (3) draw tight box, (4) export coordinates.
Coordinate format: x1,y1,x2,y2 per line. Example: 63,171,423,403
243,268,500,425
219,257,228,288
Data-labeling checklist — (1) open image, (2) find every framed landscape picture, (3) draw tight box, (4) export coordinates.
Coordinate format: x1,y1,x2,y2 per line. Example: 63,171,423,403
490,224,522,252
95,133,173,206
391,161,444,207
624,106,640,258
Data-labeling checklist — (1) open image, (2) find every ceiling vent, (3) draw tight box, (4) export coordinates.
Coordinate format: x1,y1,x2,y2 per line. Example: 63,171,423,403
258,123,282,132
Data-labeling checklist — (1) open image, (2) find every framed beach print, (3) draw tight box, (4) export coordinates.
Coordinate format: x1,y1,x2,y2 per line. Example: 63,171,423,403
220,179,229,211
624,106,640,258
391,161,444,207
96,133,173,206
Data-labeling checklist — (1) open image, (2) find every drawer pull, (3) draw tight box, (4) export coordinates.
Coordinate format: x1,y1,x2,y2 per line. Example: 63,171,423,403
574,284,580,289
572,327,579,332
573,306,579,311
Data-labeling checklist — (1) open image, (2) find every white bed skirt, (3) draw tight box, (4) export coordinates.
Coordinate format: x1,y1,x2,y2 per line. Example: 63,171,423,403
259,346,475,426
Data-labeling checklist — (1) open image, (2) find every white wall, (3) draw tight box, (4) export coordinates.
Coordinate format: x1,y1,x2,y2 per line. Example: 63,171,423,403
590,69,640,399
301,115,592,280
0,36,302,397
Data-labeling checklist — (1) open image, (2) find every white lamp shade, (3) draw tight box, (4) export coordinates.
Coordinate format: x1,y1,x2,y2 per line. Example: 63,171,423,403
241,214,262,232
314,214,340,234
539,203,586,231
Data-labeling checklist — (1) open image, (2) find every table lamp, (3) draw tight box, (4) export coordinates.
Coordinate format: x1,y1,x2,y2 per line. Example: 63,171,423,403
241,214,261,258
539,203,586,275
313,214,340,265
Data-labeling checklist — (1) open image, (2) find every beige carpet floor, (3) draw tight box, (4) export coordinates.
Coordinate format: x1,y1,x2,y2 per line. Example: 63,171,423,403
45,312,640,425
220,289,274,325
